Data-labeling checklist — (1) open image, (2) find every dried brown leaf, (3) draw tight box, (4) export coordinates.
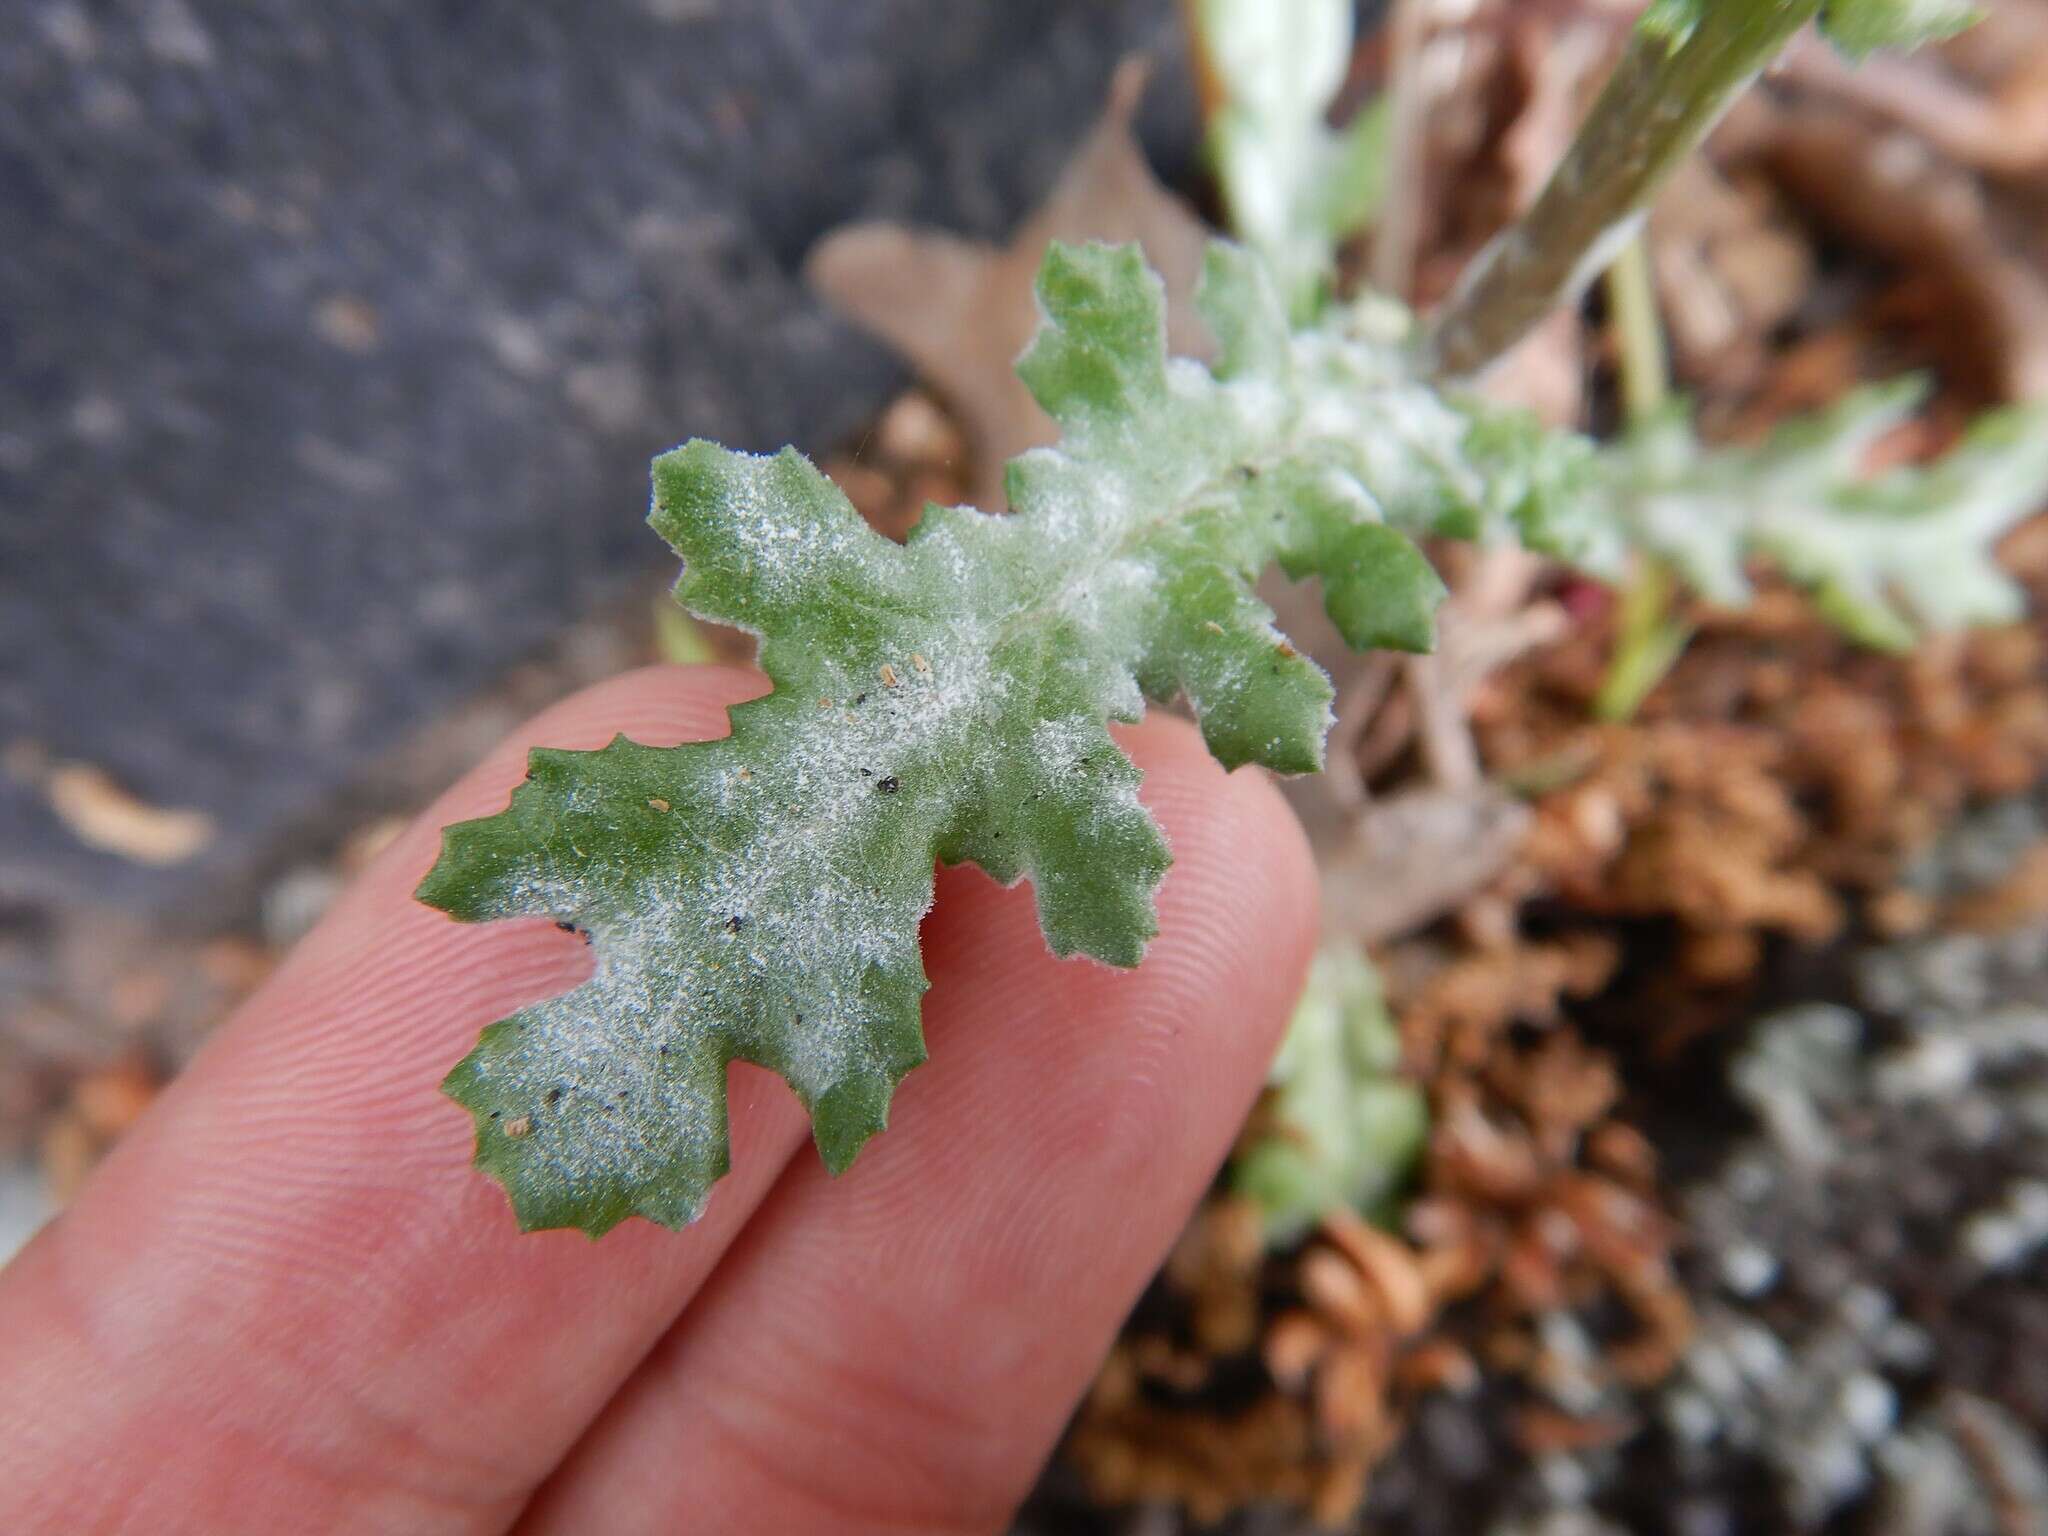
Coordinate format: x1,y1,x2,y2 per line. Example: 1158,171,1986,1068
807,57,1209,507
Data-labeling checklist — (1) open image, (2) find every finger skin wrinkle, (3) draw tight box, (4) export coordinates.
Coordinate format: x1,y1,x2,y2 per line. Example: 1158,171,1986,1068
537,1356,1018,1536
10,1221,530,1536
7,935,598,1506
11,1098,563,1534
694,1339,1021,1536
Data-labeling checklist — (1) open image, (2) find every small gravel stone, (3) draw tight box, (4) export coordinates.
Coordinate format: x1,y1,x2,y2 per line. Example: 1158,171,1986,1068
1837,1372,1896,1442
1872,1034,1973,1102
1719,1242,1780,1297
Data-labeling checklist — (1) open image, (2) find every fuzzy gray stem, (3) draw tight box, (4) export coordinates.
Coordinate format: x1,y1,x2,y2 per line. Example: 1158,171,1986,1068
1419,0,1822,380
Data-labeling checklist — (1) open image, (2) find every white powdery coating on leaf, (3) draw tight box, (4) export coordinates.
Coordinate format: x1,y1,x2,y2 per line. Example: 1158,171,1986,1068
706,467,888,617
435,242,1620,1229
439,231,2048,1235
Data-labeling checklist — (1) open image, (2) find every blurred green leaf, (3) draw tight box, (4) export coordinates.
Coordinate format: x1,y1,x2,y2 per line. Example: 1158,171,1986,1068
1197,0,1387,319
1234,947,1428,1244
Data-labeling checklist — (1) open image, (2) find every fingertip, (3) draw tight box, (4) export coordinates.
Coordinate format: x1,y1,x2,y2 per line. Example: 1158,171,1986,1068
817,706,1319,1272
1112,711,1320,961
917,707,1318,1149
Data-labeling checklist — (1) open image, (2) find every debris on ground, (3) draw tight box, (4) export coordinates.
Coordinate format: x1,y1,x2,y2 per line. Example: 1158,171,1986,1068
21,755,217,867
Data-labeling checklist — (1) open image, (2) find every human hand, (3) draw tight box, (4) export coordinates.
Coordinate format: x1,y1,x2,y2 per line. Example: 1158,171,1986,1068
0,664,1315,1534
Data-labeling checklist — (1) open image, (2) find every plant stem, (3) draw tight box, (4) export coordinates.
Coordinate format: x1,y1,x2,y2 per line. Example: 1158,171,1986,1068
1594,552,1691,720
1420,0,1822,379
1607,235,1668,423
1593,232,1690,722
1371,0,1433,300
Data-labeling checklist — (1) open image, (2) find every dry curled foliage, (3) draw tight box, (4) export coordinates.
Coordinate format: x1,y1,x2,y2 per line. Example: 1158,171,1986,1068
1479,529,2048,968
1066,926,1684,1525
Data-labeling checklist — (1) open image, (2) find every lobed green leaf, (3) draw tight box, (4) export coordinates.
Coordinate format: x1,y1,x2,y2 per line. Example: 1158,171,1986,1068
422,235,2048,1234
1233,947,1427,1242
422,241,1465,1232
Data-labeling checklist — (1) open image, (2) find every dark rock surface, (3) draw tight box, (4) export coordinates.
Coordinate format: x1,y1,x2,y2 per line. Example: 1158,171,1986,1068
0,0,1194,925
